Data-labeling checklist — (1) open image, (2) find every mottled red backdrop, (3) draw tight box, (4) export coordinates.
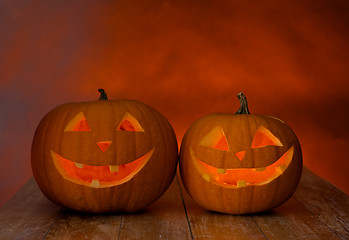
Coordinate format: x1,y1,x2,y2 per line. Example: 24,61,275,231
0,0,348,206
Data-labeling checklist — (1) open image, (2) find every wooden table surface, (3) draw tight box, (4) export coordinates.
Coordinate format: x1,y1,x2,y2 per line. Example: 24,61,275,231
0,168,348,240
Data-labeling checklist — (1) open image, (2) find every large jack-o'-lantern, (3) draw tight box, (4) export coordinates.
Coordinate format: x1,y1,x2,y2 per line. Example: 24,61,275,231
180,93,302,214
31,89,178,213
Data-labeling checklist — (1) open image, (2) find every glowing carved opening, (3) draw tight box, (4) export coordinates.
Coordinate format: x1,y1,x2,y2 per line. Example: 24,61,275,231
116,112,144,132
96,141,112,152
235,151,246,161
191,146,294,188
199,126,230,151
64,112,91,132
51,148,154,188
251,126,283,148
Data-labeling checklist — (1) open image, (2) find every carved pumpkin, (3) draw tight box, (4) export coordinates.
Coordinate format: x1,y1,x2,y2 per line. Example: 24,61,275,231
179,93,302,214
31,89,178,213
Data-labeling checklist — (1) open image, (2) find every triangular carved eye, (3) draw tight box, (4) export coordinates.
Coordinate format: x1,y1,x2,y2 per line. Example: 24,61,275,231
116,112,144,132
199,125,230,151
64,112,91,132
251,126,282,148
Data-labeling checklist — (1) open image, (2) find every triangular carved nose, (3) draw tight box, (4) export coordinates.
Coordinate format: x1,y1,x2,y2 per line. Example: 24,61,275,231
96,141,112,152
235,151,246,161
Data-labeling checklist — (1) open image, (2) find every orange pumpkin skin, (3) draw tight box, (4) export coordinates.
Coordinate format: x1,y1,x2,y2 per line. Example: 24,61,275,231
179,93,302,214
31,90,178,213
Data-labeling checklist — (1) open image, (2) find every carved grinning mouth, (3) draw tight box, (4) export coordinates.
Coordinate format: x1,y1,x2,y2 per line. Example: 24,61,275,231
51,149,154,188
191,146,294,188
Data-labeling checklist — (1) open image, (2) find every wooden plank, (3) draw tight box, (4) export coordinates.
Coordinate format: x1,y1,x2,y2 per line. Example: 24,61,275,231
118,176,192,240
178,168,347,240
45,176,191,240
253,197,339,240
1,168,348,240
0,178,61,240
178,173,267,240
294,168,349,240
45,211,121,240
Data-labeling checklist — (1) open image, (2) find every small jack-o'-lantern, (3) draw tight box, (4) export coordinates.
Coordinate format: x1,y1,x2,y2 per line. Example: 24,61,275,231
31,89,178,213
180,93,302,214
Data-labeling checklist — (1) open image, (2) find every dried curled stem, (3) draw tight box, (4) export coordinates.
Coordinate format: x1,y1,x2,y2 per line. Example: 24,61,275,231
235,92,250,114
98,89,108,100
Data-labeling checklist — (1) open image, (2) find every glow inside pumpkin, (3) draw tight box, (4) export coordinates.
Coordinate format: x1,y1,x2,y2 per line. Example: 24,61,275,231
53,111,153,188
193,125,293,188
51,149,154,188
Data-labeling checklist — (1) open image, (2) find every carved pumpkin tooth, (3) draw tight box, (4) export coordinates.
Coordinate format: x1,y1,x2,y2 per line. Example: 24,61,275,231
74,162,83,168
254,167,266,171
202,174,211,182
90,179,100,188
276,165,286,173
217,168,226,174
237,180,246,187
32,88,179,213
109,165,119,172
177,93,303,215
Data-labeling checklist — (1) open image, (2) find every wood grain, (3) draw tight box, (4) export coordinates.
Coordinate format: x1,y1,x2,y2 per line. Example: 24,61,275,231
45,211,121,240
178,174,267,240
178,168,349,240
0,178,61,240
118,177,191,240
253,197,339,240
294,168,349,240
0,168,348,240
44,177,191,240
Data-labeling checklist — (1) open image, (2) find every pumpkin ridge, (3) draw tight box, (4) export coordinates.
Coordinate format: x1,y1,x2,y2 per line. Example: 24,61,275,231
31,90,178,213
179,92,302,214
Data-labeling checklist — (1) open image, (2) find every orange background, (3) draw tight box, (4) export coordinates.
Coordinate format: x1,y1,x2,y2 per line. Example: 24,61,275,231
0,0,348,207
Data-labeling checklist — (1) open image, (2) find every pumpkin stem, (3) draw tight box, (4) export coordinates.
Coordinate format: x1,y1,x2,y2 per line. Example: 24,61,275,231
235,92,250,114
98,89,108,100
